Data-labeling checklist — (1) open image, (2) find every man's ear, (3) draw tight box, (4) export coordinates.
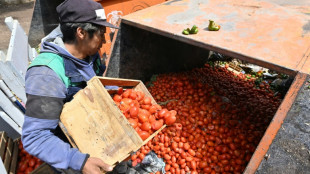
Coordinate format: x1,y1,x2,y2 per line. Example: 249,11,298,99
76,27,86,40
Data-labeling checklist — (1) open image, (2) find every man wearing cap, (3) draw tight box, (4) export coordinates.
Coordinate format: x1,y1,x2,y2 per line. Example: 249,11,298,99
21,0,118,173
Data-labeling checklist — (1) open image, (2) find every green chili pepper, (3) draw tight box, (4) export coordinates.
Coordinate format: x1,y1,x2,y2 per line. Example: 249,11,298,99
182,25,199,35
182,29,189,35
190,25,198,34
208,20,221,31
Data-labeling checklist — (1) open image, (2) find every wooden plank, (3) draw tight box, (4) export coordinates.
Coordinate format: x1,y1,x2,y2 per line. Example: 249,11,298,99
0,51,26,104
58,122,77,148
31,163,56,174
5,18,29,78
0,132,8,160
0,160,6,174
60,77,143,166
9,141,18,174
97,76,140,87
0,109,22,140
3,138,13,172
61,76,167,166
0,90,24,127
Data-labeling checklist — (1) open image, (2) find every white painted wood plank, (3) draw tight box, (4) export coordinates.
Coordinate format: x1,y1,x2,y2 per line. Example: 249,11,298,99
0,110,21,140
28,46,37,62
4,16,14,31
6,19,29,78
0,51,26,103
0,90,24,127
0,157,6,174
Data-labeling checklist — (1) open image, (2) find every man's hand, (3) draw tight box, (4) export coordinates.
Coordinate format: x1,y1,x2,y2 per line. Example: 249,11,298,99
82,157,113,174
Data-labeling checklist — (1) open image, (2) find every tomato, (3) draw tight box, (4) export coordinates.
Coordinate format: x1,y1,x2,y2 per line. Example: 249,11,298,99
165,164,171,171
132,159,138,167
158,109,168,118
130,106,139,118
138,153,145,160
136,91,145,101
113,94,122,102
128,118,138,128
138,114,148,123
129,91,137,100
151,120,163,130
149,115,156,123
164,154,171,160
141,122,151,131
117,87,123,95
28,158,36,167
139,109,151,117
143,97,152,105
149,105,157,114
138,131,150,140
165,115,176,125
19,163,28,172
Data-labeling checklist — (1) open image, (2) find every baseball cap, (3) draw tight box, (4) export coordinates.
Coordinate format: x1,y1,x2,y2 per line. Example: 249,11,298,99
56,0,119,29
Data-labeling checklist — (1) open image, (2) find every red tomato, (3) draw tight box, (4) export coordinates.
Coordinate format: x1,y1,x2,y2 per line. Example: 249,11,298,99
132,159,138,167
138,114,148,123
117,87,123,95
158,109,168,118
138,131,150,140
141,122,152,131
19,163,28,172
28,158,36,167
136,91,145,101
151,120,163,130
143,97,152,105
113,94,122,102
149,105,157,114
129,91,137,100
148,115,156,123
128,118,138,128
122,89,131,98
165,115,176,125
138,153,145,160
130,106,139,118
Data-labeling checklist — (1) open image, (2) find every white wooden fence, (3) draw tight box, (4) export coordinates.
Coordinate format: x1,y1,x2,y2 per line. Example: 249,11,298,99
0,16,37,174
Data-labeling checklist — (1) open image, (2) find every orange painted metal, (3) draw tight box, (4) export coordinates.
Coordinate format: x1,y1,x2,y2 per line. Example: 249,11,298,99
244,72,308,173
95,0,167,58
121,0,310,75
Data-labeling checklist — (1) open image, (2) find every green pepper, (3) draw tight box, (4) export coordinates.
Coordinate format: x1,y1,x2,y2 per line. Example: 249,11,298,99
182,29,189,35
190,25,198,34
208,20,221,31
192,28,199,34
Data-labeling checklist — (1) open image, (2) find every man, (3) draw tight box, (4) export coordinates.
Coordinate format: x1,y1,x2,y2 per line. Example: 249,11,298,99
21,0,118,173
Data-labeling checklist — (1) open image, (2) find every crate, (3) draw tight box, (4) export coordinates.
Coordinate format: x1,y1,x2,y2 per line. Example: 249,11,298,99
60,76,166,166
0,131,19,174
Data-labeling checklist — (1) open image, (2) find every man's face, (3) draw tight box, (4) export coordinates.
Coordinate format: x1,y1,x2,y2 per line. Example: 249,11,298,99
80,26,107,56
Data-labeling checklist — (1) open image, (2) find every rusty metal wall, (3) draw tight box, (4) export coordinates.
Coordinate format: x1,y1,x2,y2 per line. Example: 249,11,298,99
121,0,310,75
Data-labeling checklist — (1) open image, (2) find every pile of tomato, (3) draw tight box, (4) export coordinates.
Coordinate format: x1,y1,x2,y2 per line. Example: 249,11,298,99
129,63,282,174
112,88,177,141
16,140,43,174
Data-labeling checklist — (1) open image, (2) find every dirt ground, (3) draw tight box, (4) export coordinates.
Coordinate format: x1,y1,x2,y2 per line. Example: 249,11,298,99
0,1,34,53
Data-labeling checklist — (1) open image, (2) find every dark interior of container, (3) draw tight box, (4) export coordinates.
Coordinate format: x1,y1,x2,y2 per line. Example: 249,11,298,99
106,22,296,173
106,23,211,82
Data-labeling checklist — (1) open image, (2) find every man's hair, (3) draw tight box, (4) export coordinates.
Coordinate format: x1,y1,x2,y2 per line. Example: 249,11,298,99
60,22,102,43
